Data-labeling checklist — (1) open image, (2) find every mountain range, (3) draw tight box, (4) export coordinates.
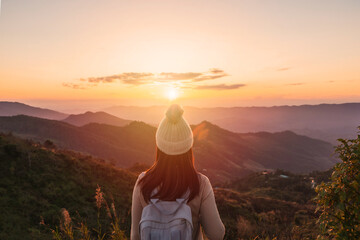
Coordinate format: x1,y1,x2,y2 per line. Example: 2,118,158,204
103,103,360,144
0,115,338,182
62,111,131,127
2,101,359,144
0,101,67,120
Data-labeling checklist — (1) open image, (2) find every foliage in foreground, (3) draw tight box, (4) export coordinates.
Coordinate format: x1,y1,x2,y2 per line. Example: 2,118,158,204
0,133,135,240
315,128,360,239
216,172,321,240
47,186,126,240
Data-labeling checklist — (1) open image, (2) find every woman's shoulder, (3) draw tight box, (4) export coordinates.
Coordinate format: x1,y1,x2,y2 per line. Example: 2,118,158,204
197,172,212,191
134,172,146,187
197,172,210,183
138,171,146,179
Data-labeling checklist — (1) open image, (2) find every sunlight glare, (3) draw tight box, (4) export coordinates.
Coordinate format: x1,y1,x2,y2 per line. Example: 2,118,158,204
166,87,179,101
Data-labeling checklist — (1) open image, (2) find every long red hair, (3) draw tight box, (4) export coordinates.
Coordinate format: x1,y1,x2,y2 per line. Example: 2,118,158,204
139,148,200,203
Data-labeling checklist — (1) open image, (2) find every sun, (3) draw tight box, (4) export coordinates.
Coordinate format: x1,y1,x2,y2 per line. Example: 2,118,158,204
166,87,179,101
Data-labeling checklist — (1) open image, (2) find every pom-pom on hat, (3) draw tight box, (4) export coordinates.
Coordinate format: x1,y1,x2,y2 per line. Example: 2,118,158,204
156,104,193,155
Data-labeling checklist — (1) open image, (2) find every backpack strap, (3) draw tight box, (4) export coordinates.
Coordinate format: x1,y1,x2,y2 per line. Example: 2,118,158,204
182,189,190,203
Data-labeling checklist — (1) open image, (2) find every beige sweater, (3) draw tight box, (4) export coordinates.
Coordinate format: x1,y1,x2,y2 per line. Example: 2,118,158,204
131,172,225,240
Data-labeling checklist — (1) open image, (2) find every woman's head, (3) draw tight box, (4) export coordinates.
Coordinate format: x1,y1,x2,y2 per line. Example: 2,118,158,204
155,104,193,155
139,104,200,202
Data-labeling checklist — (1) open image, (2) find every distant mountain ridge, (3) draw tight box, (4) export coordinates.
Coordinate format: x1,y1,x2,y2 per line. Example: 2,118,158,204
62,111,131,127
0,115,338,182
0,101,68,120
102,103,360,144
2,101,359,144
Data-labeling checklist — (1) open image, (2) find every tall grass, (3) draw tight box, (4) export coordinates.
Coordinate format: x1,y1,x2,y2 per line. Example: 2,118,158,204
42,186,127,240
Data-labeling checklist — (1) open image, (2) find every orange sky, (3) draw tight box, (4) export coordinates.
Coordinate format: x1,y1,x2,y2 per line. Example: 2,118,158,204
0,0,360,111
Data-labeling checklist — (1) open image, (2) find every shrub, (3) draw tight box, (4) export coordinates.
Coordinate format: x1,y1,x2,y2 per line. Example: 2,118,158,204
315,127,360,239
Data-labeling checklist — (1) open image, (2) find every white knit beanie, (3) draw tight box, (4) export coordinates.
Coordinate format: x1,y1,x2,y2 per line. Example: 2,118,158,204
155,104,193,155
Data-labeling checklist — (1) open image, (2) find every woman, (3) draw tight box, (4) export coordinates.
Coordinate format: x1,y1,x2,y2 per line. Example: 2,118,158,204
131,104,225,240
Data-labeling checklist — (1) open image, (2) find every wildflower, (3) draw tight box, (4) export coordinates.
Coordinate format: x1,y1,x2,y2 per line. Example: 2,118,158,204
39,216,45,226
60,209,74,239
61,208,71,226
95,184,104,209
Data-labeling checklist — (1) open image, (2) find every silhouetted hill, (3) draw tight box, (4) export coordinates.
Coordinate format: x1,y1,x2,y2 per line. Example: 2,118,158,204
0,116,337,182
103,103,360,144
0,115,154,167
0,101,68,120
62,111,131,127
192,121,337,182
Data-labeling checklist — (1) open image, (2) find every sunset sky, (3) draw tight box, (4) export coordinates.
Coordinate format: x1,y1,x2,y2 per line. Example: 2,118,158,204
0,0,360,112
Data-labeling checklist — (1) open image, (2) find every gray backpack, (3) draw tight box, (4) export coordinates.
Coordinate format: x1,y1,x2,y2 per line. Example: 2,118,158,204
139,196,193,240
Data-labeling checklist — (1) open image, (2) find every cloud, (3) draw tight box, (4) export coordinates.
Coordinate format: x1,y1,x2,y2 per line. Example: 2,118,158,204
86,72,155,85
277,67,291,71
190,73,228,82
62,83,88,90
159,68,227,83
209,68,225,74
159,72,202,80
63,69,230,89
193,83,246,90
286,82,305,86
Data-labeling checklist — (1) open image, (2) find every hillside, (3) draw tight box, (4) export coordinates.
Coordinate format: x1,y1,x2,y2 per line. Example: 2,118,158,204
216,173,321,239
103,103,360,144
0,116,337,183
0,133,331,239
0,133,137,240
0,101,68,120
193,121,337,182
62,111,131,127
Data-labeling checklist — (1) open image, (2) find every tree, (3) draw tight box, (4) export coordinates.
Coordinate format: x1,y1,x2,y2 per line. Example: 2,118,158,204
44,140,57,150
315,127,360,239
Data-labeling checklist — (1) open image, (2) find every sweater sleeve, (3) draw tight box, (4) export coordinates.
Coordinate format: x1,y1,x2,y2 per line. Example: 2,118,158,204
199,177,225,240
130,175,143,240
